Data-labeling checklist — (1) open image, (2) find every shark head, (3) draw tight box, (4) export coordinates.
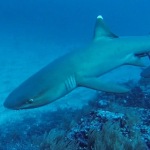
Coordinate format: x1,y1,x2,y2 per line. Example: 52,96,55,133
4,94,40,110
4,90,50,110
4,94,35,110
4,78,50,109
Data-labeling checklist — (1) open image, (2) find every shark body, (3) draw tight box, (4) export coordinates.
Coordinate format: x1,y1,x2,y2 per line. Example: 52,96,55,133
4,16,150,109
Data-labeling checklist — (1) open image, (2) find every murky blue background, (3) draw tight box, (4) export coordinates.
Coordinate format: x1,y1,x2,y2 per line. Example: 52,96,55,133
0,0,150,44
0,1,150,148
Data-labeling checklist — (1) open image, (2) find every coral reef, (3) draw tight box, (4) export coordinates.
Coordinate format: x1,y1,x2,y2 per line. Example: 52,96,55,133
1,84,150,150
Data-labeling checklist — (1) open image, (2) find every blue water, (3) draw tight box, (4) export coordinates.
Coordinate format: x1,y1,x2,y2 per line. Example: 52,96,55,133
1,0,150,149
0,0,150,43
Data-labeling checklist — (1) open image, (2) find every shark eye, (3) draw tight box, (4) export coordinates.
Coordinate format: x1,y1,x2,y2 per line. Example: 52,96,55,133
26,99,34,104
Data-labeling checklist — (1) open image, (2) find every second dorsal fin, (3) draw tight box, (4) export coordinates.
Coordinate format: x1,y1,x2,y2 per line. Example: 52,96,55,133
93,15,118,40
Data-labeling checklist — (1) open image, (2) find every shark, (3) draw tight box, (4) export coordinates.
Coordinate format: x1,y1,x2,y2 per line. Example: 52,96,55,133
4,15,150,109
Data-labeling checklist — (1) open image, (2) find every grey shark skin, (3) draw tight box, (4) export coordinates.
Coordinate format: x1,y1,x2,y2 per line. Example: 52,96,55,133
4,15,150,109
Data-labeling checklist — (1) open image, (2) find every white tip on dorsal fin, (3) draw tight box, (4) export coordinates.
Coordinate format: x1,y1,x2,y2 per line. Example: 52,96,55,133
93,15,118,40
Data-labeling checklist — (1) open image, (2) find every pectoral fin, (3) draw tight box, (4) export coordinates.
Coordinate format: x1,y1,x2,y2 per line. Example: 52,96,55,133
78,77,129,93
125,53,146,67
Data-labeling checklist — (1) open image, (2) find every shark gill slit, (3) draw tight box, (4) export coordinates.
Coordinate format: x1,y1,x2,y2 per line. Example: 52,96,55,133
65,75,77,92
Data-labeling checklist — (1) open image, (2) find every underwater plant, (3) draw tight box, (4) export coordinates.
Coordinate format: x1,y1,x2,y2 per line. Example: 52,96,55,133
1,85,150,149
39,129,78,150
89,121,147,150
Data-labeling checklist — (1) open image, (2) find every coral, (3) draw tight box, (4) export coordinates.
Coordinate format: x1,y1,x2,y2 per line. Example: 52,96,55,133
39,129,78,150
89,122,147,150
1,85,150,149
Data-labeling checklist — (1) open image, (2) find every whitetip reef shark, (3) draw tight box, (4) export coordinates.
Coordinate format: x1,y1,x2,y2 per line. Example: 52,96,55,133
4,15,150,109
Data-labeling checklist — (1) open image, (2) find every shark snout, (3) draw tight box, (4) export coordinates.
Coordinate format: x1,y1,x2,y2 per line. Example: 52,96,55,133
3,94,26,110
4,99,19,110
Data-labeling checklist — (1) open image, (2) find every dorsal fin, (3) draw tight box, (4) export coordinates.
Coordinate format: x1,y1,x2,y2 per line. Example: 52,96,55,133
93,15,118,40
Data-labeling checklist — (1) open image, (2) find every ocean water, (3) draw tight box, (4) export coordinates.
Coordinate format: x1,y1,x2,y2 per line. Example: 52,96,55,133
1,0,150,149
